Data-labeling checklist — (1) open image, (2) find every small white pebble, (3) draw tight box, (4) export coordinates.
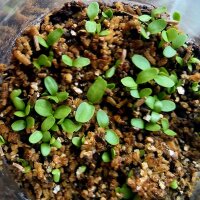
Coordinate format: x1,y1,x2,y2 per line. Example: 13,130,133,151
72,86,83,94
184,145,190,151
70,30,77,36
177,86,185,95
53,185,61,194
169,150,175,157
31,82,38,91
143,114,151,122
136,186,141,191
159,180,166,190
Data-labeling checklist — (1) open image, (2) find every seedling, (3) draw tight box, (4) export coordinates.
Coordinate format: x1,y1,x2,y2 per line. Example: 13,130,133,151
62,55,90,68
0,136,5,145
96,109,109,128
173,11,181,21
105,60,121,78
102,151,111,163
115,184,134,199
170,179,178,189
105,129,119,145
52,169,61,183
72,136,84,148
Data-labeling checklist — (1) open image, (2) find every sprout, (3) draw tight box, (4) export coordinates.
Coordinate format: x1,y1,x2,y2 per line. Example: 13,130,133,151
87,2,99,21
163,46,177,58
98,30,110,36
102,152,111,163
147,19,167,34
52,169,61,183
40,143,51,156
11,120,26,131
72,137,82,148
173,11,181,21
105,66,116,78
121,77,137,89
115,184,134,199
33,54,52,69
54,105,71,119
75,102,95,123
44,76,58,96
77,165,87,174
170,179,178,189
41,116,55,131
154,75,175,88
37,36,49,48
102,9,113,19
136,68,159,84
131,118,145,129
29,131,43,144
107,83,116,90
35,99,53,117
105,129,119,145
96,109,109,128
138,14,151,22
0,136,5,145
87,77,107,104
46,28,64,46
131,54,151,70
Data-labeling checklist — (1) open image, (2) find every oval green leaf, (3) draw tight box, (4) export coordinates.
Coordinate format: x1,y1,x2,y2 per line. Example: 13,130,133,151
62,55,73,66
73,57,91,68
173,11,181,21
72,137,82,148
85,21,97,33
52,169,61,183
54,105,71,119
172,34,188,49
136,68,159,84
44,76,58,95
47,28,64,46
161,100,176,112
138,14,151,22
87,2,99,20
102,152,111,163
41,116,55,131
150,112,161,123
145,123,161,131
148,19,167,34
130,90,140,98
163,46,177,58
154,75,175,88
164,129,177,136
96,109,109,128
29,131,43,144
121,76,137,89
12,97,25,111
105,129,119,145
167,28,178,42
105,66,116,78
40,143,51,156
87,77,107,104
11,120,26,131
42,131,51,142
131,118,144,129
35,99,53,117
14,111,26,117
61,119,82,134
145,96,156,110
131,54,151,70
139,88,152,98
161,118,169,131
26,116,35,129
37,36,49,48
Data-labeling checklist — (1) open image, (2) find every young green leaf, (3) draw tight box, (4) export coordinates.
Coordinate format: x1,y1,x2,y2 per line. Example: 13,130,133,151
29,130,43,144
161,100,176,112
85,21,97,33
121,77,137,89
25,104,31,116
54,105,71,119
154,75,175,88
35,99,53,117
151,6,167,17
0,136,5,145
44,76,58,96
51,124,59,132
56,91,69,102
139,88,152,98
10,89,22,100
37,36,49,48
87,76,107,104
130,90,140,98
145,123,161,131
105,66,116,78
96,109,109,128
164,129,177,136
102,152,111,163
150,111,161,123
107,83,116,90
99,30,110,36
145,96,156,110
35,54,51,67
62,55,73,66
45,96,59,103
11,120,26,131
167,28,178,42
136,68,159,84
163,46,177,58
172,34,188,49
105,129,119,145
131,54,151,70
40,143,51,156
75,102,95,123
159,67,169,76
14,111,26,117
138,14,151,22
47,28,64,46
161,30,169,42
131,118,145,129
26,116,35,129
12,97,25,111
42,131,51,142
161,118,169,131
61,119,82,134
115,184,134,199
140,27,150,39
102,9,113,19
72,137,82,148
154,100,163,113
73,57,91,68
96,23,101,33
170,180,178,189
52,169,61,183
51,139,62,149
41,116,55,131
148,19,167,34
111,148,116,159
173,11,181,21
77,165,87,174
87,2,99,20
